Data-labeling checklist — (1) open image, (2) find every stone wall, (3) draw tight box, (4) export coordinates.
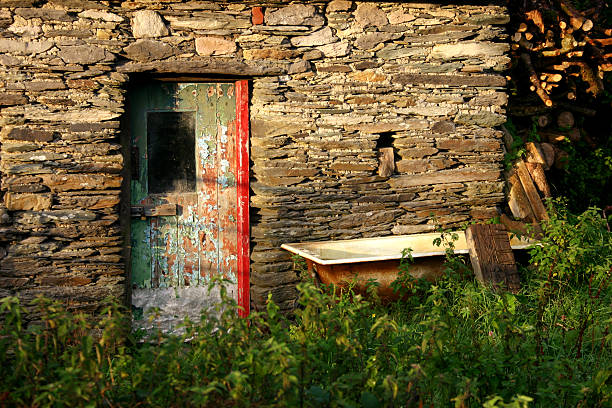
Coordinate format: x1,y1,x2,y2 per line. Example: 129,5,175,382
0,0,510,314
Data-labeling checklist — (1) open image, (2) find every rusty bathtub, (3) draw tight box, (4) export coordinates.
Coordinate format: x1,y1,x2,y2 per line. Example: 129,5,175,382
281,232,532,298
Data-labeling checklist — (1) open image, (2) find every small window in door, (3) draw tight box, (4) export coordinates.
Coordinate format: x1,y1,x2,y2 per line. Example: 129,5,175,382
147,111,196,194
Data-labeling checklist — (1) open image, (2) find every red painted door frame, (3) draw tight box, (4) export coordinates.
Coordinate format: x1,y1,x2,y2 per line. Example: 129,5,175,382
235,80,250,317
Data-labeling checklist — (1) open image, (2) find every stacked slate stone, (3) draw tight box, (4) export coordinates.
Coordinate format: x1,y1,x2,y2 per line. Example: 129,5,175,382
0,1,127,315
0,0,510,314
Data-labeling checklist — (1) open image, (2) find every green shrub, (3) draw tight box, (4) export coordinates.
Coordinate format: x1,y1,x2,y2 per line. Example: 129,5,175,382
1,204,611,407
556,141,612,212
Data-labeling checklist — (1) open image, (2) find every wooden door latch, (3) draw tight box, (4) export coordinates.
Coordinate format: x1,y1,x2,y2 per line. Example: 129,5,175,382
131,204,178,218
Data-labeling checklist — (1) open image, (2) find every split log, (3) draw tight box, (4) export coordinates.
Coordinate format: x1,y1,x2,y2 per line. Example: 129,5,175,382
516,160,549,221
525,162,552,198
540,73,563,83
566,51,584,58
574,61,604,96
581,19,594,32
521,53,553,107
539,143,556,169
583,36,606,61
540,131,568,143
549,62,604,97
526,10,545,33
508,171,537,222
541,48,578,57
525,142,546,165
557,0,593,31
465,224,521,293
592,37,612,46
550,61,573,71
543,82,558,92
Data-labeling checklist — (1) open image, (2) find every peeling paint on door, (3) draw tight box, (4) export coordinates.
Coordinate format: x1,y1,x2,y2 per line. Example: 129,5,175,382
129,82,249,332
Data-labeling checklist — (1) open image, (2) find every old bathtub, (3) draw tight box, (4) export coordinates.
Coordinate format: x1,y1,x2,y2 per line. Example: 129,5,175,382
281,232,532,299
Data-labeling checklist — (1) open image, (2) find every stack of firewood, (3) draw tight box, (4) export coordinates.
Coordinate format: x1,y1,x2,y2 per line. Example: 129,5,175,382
501,108,591,233
501,1,611,236
502,109,603,234
502,126,550,236
511,0,610,107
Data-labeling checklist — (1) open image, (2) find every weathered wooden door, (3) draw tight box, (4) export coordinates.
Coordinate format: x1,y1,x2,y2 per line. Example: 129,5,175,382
129,81,250,330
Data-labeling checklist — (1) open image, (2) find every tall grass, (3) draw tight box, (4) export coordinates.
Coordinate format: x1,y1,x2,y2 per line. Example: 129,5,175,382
1,202,611,407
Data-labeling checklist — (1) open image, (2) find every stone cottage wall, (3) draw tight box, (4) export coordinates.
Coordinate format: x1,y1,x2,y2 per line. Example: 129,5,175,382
0,0,510,314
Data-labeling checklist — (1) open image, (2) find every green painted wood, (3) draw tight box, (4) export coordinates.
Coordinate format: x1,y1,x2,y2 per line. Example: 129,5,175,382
131,83,179,289
130,219,151,288
130,84,155,288
130,82,238,291
216,83,239,282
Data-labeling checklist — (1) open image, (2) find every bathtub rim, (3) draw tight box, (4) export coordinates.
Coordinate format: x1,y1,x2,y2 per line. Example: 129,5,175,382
281,231,534,266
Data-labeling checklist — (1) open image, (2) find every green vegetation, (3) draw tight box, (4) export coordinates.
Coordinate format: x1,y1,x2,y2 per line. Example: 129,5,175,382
1,202,611,407
557,140,612,212
502,119,541,171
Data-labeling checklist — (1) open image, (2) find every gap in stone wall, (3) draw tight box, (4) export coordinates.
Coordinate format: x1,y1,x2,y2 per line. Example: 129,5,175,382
375,132,394,150
375,132,397,177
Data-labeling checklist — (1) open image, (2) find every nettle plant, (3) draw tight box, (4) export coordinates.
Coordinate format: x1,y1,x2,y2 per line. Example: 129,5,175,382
528,199,612,359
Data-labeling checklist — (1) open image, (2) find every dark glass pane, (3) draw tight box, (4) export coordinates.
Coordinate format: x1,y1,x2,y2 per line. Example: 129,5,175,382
147,111,196,194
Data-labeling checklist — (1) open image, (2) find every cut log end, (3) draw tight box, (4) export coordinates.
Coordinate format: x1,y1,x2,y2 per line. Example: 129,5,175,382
557,111,575,128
